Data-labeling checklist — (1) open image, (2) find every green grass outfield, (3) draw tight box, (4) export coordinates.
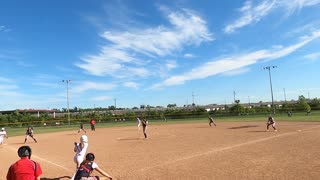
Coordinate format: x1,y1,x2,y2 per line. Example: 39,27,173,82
3,111,320,137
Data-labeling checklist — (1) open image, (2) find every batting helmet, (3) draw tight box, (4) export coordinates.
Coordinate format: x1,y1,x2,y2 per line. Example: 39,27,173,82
1,127,5,131
85,153,95,161
18,146,32,159
80,135,88,143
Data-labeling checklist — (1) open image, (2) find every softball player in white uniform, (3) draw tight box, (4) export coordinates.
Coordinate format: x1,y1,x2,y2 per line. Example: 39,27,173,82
71,135,89,180
0,128,8,145
74,135,89,168
137,117,141,130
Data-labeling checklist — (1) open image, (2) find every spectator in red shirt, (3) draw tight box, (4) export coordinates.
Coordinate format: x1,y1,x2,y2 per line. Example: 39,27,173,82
90,119,96,131
7,145,43,180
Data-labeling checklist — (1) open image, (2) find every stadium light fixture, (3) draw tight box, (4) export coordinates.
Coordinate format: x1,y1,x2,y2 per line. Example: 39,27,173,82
263,66,277,114
62,80,71,126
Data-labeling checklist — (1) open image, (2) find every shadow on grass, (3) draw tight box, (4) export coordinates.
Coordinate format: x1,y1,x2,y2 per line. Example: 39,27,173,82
228,125,259,129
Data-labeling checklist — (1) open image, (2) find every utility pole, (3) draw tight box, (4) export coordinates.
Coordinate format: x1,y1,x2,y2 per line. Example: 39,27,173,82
62,80,71,126
283,88,287,103
114,98,117,109
233,91,236,103
192,92,195,106
264,66,277,115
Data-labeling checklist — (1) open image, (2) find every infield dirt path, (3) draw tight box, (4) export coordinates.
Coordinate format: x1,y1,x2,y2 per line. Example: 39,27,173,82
1,121,320,180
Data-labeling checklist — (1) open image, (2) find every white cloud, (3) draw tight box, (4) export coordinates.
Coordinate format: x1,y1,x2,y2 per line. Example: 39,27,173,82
32,82,59,88
224,0,276,33
184,53,194,58
153,30,320,88
90,95,112,101
224,0,320,33
221,67,250,76
123,82,139,89
0,25,11,32
165,60,177,70
304,52,320,61
280,0,320,14
0,77,12,83
72,81,116,93
0,84,18,90
16,61,35,67
77,8,213,78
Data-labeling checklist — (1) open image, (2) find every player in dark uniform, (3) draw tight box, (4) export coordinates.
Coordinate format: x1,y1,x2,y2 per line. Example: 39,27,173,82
78,123,87,133
266,116,277,131
208,116,216,127
24,127,37,143
141,118,148,139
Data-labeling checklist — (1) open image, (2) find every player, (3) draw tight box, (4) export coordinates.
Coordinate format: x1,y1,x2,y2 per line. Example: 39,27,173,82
90,119,96,131
78,123,87,133
141,118,148,139
266,116,277,131
71,135,89,180
137,117,141,130
24,127,37,143
208,116,216,127
73,135,89,169
74,153,113,180
0,127,8,145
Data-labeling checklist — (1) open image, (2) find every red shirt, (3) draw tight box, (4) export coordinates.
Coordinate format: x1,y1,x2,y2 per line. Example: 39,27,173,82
90,119,96,125
7,157,43,180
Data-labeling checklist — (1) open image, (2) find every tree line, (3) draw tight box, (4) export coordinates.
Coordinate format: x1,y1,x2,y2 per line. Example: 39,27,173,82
0,95,319,127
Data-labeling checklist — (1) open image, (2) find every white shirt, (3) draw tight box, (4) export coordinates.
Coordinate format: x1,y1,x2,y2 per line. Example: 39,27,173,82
0,131,7,138
91,162,98,169
75,142,88,157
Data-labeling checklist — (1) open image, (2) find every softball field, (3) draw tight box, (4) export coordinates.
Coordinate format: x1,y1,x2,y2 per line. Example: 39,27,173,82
1,121,320,180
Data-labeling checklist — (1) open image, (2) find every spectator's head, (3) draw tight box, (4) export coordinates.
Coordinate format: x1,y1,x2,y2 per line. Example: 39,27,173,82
18,146,32,159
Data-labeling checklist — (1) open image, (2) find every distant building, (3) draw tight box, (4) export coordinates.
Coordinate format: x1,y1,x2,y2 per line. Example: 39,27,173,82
0,109,56,118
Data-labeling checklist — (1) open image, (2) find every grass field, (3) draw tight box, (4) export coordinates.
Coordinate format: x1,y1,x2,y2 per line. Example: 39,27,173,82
3,111,320,137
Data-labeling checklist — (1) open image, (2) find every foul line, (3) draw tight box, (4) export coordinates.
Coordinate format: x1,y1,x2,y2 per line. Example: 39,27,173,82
141,125,320,172
5,146,73,173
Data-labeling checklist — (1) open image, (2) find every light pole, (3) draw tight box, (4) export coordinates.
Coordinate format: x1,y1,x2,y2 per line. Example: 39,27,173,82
283,88,287,103
264,66,277,114
62,80,71,126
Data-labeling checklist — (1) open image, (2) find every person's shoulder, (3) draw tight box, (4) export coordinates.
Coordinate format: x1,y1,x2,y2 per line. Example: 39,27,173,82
91,161,99,168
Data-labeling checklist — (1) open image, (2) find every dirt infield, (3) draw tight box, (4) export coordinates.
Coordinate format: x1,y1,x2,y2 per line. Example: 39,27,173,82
1,121,320,180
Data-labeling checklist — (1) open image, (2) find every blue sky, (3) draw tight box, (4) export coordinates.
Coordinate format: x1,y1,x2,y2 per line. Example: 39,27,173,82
1,0,320,110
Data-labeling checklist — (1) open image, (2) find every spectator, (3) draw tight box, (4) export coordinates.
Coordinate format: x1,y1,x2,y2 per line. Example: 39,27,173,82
7,145,43,180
